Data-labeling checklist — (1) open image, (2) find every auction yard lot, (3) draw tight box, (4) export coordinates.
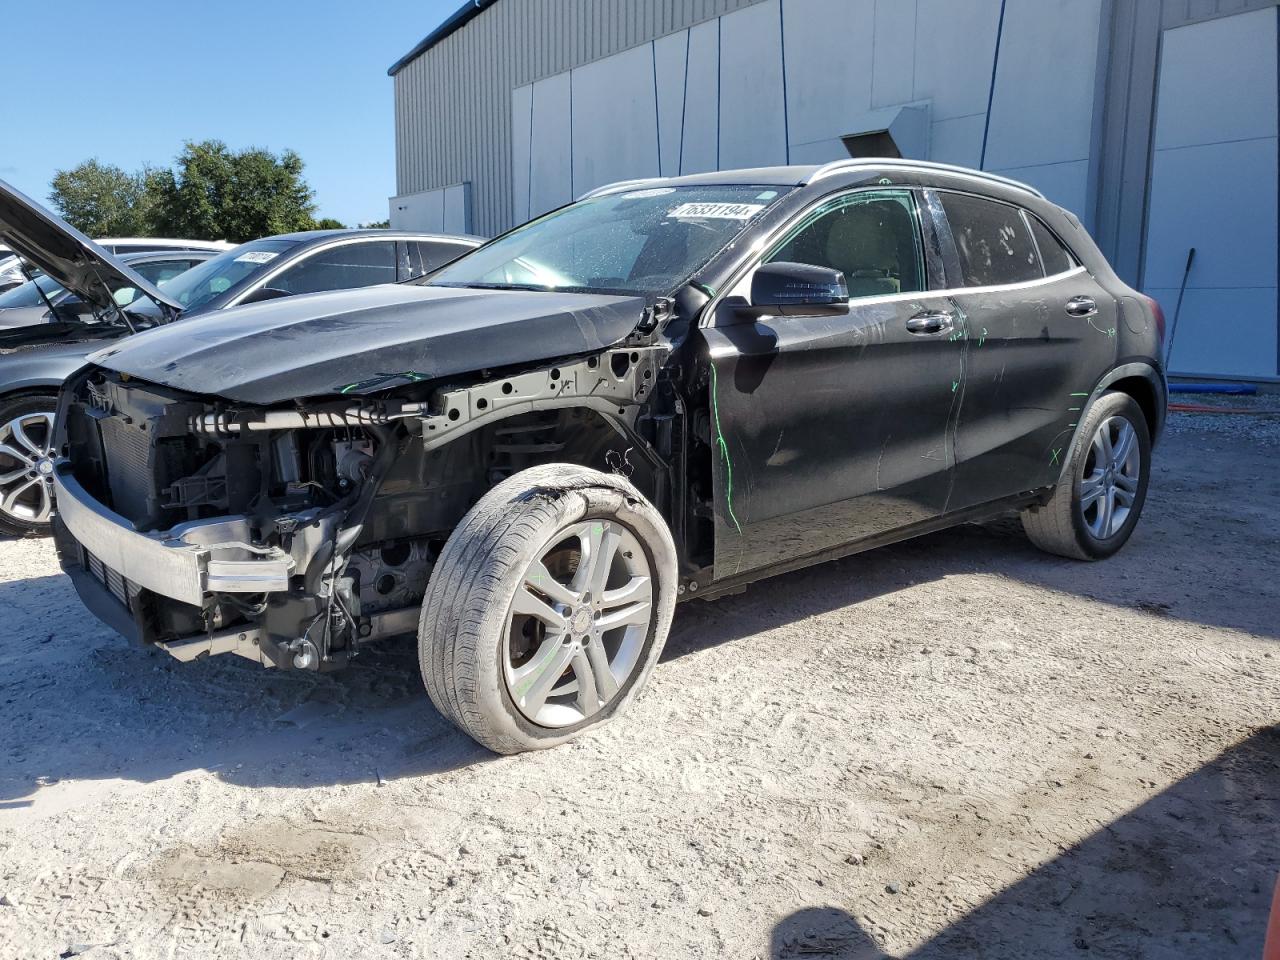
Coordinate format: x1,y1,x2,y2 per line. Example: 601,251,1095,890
1,400,1277,960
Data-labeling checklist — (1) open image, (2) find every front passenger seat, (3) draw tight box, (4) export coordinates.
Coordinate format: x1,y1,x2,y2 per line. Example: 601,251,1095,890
824,205,901,299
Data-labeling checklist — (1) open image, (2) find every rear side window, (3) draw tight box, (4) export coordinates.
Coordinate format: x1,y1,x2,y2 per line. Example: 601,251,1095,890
272,241,397,295
404,240,472,279
1027,215,1076,276
939,192,1041,287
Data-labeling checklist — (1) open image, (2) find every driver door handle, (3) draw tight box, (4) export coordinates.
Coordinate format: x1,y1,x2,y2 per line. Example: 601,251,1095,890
1065,296,1097,317
905,311,955,336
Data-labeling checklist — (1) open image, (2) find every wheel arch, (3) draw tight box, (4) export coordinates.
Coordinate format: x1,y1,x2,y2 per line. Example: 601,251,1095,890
1053,361,1166,486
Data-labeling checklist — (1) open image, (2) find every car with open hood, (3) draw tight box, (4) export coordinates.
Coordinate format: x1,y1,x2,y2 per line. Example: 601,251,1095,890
0,178,482,536
35,161,1165,755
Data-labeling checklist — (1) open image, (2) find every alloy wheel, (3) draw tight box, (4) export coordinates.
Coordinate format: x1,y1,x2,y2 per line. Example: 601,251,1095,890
503,519,654,728
1079,415,1140,540
0,410,56,526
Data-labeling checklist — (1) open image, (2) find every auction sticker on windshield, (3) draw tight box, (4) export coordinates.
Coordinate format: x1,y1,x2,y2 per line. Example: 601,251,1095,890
667,202,765,220
234,251,280,264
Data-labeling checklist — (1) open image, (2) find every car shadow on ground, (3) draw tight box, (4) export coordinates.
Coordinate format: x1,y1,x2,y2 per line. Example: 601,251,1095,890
0,490,1273,808
767,726,1280,958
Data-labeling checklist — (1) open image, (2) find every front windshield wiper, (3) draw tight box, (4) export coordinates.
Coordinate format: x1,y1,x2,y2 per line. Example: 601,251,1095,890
428,281,554,292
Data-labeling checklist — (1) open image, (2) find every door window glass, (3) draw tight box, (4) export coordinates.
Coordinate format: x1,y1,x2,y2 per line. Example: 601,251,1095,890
939,192,1042,286
272,241,397,295
767,190,925,299
408,240,473,277
1026,214,1077,277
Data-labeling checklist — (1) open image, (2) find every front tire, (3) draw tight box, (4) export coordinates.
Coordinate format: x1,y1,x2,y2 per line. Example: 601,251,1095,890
0,395,58,538
1021,390,1151,560
418,463,678,754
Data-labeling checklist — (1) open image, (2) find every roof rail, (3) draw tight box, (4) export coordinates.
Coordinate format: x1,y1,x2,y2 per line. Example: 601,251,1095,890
576,178,663,202
806,158,1046,200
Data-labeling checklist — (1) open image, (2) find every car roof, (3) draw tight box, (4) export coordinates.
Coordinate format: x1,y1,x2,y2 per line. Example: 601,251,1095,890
270,229,486,245
116,249,217,264
582,159,1047,203
96,237,234,250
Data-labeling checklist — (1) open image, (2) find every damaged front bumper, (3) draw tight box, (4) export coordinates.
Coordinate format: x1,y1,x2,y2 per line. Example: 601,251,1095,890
52,462,345,666
52,468,305,606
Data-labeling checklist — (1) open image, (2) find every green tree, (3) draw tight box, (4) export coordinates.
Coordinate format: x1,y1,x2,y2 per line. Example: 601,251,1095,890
48,159,153,237
310,217,347,230
359,219,390,229
148,140,317,243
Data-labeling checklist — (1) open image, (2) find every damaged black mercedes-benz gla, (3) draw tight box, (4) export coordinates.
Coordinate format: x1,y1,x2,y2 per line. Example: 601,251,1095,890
30,160,1165,754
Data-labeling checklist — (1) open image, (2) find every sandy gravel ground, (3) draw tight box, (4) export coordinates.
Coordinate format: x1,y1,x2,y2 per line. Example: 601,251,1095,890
0,396,1277,960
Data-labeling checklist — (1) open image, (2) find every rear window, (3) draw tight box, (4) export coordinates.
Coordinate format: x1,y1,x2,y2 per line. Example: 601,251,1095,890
940,192,1042,287
1027,215,1077,276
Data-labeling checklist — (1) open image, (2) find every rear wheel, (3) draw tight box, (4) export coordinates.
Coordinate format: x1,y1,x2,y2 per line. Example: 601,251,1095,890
1021,391,1151,560
418,463,678,754
0,395,58,537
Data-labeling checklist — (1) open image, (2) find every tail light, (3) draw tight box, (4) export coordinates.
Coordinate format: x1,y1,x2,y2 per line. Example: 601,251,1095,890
1142,295,1166,344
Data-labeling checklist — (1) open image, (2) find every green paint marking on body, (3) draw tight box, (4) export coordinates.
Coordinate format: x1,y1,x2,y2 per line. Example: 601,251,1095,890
951,380,959,393
708,364,743,534
1070,392,1089,397
1050,448,1062,466
978,327,987,347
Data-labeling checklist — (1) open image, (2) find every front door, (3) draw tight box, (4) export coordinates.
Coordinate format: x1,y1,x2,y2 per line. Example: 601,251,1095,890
701,188,964,579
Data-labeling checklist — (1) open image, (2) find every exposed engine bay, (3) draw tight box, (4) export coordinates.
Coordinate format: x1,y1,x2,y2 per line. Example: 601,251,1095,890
52,344,686,671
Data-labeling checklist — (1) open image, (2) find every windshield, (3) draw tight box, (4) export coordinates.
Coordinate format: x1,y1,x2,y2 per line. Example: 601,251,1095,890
427,184,789,297
0,274,66,309
154,238,295,312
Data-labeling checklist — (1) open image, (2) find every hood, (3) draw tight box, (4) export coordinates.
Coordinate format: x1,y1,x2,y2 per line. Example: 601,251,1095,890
89,282,647,405
0,178,182,317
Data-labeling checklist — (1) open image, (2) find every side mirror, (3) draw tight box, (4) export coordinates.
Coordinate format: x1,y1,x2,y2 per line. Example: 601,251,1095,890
240,286,292,305
742,261,849,317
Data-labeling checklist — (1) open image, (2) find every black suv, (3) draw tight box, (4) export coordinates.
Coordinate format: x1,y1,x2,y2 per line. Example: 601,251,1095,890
20,161,1165,754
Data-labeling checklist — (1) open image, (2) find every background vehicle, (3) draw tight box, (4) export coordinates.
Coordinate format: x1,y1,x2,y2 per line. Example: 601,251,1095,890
11,162,1165,755
0,249,216,329
119,228,483,321
0,180,481,536
0,238,229,294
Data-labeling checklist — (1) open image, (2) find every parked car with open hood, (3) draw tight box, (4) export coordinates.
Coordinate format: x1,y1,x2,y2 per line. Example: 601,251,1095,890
0,178,482,536
0,248,216,329
0,237,229,294
25,161,1165,755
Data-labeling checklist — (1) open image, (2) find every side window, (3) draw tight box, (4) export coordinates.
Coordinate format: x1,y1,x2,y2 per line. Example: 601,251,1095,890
767,190,925,299
939,192,1042,287
113,260,192,306
272,241,397,295
1026,214,1077,277
410,240,472,277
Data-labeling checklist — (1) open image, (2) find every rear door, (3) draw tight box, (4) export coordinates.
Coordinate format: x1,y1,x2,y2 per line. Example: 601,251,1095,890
703,188,965,577
933,190,1119,508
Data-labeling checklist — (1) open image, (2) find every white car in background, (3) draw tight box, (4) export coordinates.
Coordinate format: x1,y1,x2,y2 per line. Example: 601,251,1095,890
0,237,230,293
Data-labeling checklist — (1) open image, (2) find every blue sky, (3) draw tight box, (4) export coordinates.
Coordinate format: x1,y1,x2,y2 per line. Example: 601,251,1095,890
0,0,458,227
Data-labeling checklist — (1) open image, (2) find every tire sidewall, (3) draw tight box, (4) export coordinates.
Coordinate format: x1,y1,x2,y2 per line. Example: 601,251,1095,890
0,394,58,537
444,471,677,751
1068,393,1151,560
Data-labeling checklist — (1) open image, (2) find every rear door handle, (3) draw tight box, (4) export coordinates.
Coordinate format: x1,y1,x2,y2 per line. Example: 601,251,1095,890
1065,296,1097,317
905,311,955,336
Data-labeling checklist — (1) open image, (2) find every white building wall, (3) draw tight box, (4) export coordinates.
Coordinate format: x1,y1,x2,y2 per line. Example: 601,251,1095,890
511,0,1105,222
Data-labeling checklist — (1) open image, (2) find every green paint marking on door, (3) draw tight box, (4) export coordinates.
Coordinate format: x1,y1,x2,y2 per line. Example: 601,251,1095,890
951,380,959,393
709,364,743,535
1050,448,1062,466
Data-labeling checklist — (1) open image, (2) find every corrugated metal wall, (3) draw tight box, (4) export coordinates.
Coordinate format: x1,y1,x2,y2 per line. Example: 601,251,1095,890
393,0,770,238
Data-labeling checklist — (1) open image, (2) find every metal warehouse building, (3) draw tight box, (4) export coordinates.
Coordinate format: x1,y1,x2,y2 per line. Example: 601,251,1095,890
388,0,1279,381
